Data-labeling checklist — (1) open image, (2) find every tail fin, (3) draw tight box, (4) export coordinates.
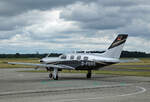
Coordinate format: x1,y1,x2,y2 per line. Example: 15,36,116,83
101,34,128,59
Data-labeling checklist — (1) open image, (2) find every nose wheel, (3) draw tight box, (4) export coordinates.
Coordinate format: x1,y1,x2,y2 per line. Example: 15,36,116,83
53,75,58,80
48,68,58,80
49,73,53,79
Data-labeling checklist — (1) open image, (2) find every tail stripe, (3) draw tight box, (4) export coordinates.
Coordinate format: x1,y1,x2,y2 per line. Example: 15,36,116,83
100,34,128,59
108,34,128,49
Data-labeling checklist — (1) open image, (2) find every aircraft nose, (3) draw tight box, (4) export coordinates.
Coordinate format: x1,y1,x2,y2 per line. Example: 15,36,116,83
40,59,44,63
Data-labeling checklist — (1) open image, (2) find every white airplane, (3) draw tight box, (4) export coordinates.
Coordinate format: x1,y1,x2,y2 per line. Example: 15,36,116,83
8,34,136,80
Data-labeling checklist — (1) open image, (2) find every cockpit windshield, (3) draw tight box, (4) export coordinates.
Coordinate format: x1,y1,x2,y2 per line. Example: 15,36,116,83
60,55,67,59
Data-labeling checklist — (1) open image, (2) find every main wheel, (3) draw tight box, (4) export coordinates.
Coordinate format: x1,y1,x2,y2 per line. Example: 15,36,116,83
87,73,91,78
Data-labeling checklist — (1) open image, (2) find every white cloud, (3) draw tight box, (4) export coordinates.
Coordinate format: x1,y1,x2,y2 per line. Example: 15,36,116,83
0,0,150,53
0,9,81,53
23,10,79,39
125,36,150,53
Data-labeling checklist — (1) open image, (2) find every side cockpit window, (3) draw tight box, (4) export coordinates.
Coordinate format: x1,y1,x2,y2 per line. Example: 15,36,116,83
60,55,67,59
77,55,81,60
70,55,74,60
84,56,88,61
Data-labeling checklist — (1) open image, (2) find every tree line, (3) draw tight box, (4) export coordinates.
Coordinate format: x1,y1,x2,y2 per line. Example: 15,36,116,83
0,51,149,58
120,51,150,58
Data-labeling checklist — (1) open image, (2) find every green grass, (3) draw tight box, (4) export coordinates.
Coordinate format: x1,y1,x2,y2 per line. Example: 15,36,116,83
0,58,40,68
115,58,150,65
107,67,150,70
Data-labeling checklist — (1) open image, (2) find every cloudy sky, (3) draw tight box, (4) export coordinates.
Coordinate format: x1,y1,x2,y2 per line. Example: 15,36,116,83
0,0,150,54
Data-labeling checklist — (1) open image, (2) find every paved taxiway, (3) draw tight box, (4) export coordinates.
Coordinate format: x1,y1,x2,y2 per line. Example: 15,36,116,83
0,68,150,102
102,65,150,71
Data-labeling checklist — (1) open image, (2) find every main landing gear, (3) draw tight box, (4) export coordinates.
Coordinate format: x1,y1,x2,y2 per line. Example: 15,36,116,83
86,70,92,79
48,68,92,80
49,68,58,80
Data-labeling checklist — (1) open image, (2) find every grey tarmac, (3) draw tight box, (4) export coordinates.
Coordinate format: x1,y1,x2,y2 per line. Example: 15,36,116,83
101,65,150,71
0,68,150,102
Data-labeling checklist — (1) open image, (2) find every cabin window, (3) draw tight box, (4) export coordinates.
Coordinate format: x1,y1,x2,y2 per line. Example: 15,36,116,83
84,56,88,61
77,56,81,60
60,55,67,59
70,55,74,60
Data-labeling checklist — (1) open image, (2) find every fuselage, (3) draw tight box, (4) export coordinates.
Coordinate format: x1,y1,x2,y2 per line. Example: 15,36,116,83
40,53,119,70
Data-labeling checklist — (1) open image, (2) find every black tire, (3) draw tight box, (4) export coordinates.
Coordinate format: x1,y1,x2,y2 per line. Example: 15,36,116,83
87,73,91,79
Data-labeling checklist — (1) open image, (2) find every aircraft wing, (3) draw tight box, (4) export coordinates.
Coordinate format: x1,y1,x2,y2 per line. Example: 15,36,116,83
7,62,75,70
119,58,140,63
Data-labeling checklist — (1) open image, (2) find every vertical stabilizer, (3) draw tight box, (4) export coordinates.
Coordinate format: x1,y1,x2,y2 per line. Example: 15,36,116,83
100,34,128,59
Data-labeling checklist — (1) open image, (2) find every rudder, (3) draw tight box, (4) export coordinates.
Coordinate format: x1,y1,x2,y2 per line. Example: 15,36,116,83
100,34,128,59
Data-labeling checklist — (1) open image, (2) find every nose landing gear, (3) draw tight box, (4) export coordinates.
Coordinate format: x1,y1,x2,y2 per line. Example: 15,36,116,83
49,73,53,79
48,68,58,80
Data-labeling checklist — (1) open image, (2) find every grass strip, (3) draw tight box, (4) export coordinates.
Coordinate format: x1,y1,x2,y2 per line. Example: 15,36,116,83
0,58,39,68
106,67,150,70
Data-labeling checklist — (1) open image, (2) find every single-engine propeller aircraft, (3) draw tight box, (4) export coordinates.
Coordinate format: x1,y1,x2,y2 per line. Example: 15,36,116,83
7,34,137,80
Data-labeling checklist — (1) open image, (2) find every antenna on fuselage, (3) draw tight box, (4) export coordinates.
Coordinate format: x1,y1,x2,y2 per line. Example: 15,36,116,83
45,53,50,57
